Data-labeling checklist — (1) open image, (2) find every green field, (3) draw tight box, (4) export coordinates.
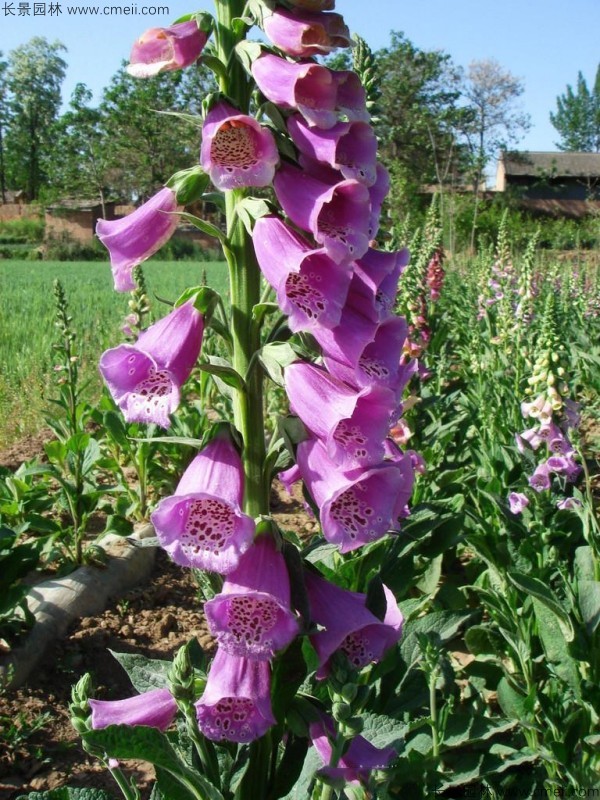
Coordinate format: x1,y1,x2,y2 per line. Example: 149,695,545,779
0,259,228,447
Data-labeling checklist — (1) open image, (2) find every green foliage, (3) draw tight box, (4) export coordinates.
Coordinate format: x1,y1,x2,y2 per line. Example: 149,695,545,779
550,64,600,152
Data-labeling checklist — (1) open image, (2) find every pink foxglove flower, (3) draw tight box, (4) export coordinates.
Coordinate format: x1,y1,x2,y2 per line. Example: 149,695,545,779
284,361,396,468
89,688,177,731
195,649,275,743
295,437,414,552
200,101,279,190
127,21,208,77
99,300,203,428
352,247,410,321
274,163,371,266
252,216,352,333
304,571,403,678
557,497,582,511
252,56,367,129
264,8,351,57
204,535,299,660
97,188,181,292
516,427,544,453
508,492,529,515
288,115,377,186
528,462,552,492
310,716,396,784
151,432,255,574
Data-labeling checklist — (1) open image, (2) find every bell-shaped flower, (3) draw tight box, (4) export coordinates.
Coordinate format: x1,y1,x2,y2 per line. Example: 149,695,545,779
99,300,203,428
528,462,552,492
333,69,370,123
274,163,371,266
367,163,390,239
89,688,177,731
127,21,208,77
285,361,396,468
353,247,410,320
515,426,544,453
304,571,403,678
195,649,275,743
252,216,352,333
151,432,255,574
263,8,351,57
97,188,181,292
296,437,414,552
521,395,553,423
204,535,299,660
508,492,529,515
200,101,279,191
310,715,396,784
288,115,377,186
557,497,582,511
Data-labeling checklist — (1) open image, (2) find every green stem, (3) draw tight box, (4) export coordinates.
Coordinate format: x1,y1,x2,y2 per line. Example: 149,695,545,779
430,668,440,759
108,763,140,800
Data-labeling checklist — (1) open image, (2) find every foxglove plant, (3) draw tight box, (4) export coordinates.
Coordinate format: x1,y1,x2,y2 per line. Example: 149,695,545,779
75,3,418,798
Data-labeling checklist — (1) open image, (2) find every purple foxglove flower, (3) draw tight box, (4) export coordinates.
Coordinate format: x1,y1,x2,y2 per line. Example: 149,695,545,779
99,300,203,428
285,361,396,468
252,55,339,128
528,462,552,492
521,395,553,423
557,497,582,511
252,216,352,333
287,115,377,186
263,8,351,57
564,398,581,429
367,163,390,238
296,437,413,552
195,649,275,743
546,455,570,474
97,188,181,292
274,163,371,266
127,21,208,77
352,247,410,321
333,69,370,123
89,688,177,731
516,427,544,453
151,432,255,573
310,716,396,785
305,571,403,678
508,492,529,514
204,535,299,660
320,316,411,400
200,101,279,191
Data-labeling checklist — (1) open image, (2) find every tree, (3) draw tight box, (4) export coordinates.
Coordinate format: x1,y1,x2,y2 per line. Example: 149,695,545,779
550,66,600,152
0,53,8,203
459,59,531,191
46,83,112,216
4,37,67,199
100,63,215,201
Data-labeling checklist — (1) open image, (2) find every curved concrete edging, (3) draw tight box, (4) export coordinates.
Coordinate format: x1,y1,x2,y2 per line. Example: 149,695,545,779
0,525,157,689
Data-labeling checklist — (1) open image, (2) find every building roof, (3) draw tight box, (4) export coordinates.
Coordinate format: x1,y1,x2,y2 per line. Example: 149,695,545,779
500,151,600,178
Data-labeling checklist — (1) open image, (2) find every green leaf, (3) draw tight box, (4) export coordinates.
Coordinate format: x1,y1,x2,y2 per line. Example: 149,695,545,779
109,650,172,693
153,766,197,800
574,546,595,582
252,301,279,326
532,598,580,695
441,714,516,749
578,580,600,635
199,361,246,391
258,342,298,386
400,611,475,665
18,790,116,800
360,712,407,750
178,211,227,245
507,570,574,641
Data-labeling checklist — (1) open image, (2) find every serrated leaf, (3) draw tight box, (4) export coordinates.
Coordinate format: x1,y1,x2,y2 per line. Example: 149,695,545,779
360,712,407,750
507,570,574,641
400,611,475,666
18,789,116,800
532,598,580,695
441,714,516,749
109,650,172,693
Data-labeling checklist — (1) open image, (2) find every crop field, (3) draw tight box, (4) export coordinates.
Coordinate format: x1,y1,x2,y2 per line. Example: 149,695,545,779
0,259,228,446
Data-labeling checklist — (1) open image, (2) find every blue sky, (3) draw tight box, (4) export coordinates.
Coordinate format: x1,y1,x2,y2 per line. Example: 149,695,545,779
2,0,599,160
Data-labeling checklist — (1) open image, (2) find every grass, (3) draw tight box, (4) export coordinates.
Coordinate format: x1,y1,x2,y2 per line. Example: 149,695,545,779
0,259,228,447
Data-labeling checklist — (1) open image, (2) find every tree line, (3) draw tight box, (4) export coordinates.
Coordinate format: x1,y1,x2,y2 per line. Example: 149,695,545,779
0,33,597,215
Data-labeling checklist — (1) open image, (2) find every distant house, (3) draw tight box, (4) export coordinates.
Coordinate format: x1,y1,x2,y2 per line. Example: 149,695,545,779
44,199,119,244
496,151,600,217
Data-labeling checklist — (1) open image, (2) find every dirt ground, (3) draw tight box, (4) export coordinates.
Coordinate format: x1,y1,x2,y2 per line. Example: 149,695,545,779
0,433,313,800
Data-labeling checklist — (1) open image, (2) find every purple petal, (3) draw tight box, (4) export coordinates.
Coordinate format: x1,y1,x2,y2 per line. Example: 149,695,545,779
204,536,299,659
127,21,208,77
508,492,529,514
305,572,403,678
285,361,396,468
288,115,377,185
297,438,414,552
263,8,351,57
96,188,181,292
89,689,177,731
176,433,245,504
135,301,204,385
333,70,370,123
310,716,396,784
274,164,371,265
195,650,275,743
253,216,352,332
201,101,279,190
